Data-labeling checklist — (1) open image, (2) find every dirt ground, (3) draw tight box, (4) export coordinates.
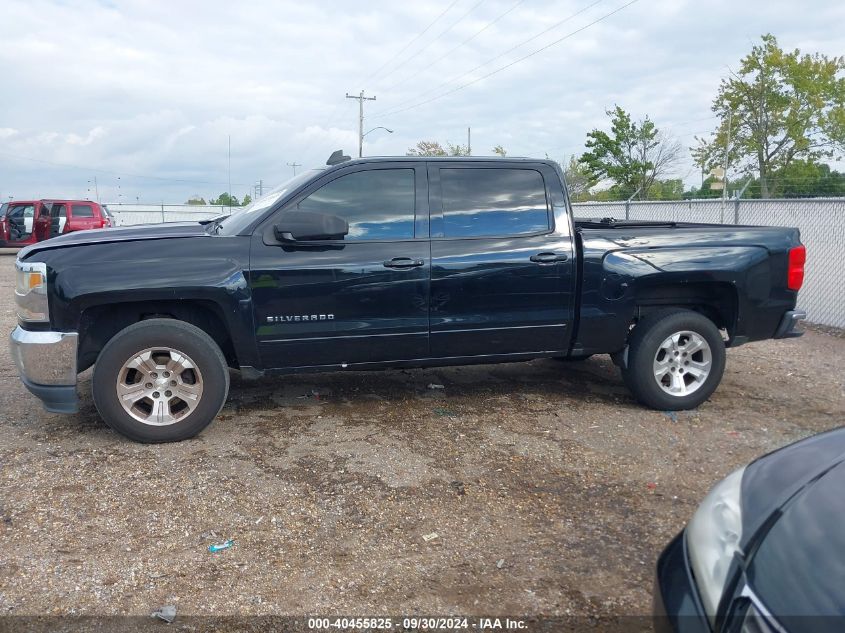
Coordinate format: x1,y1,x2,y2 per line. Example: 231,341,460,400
0,252,842,622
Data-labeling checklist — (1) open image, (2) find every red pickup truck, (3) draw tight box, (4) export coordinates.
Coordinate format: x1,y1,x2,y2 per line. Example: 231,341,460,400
0,199,111,247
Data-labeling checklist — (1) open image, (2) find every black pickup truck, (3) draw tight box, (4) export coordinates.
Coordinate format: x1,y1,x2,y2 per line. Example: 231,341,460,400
10,156,807,442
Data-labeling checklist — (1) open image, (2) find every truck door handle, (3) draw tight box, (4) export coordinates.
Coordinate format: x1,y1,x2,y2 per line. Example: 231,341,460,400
530,252,568,264
383,257,425,269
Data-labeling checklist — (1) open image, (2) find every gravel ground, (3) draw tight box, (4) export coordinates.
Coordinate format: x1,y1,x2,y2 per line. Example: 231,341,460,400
0,252,842,621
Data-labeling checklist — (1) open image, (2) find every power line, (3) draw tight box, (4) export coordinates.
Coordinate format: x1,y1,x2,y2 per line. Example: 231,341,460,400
370,0,608,119
302,3,461,166
381,0,526,93
363,0,462,84
0,150,248,186
375,0,489,87
373,0,639,120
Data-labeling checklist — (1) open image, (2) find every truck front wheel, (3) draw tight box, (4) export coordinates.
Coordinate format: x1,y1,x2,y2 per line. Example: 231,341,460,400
92,319,230,442
621,309,726,410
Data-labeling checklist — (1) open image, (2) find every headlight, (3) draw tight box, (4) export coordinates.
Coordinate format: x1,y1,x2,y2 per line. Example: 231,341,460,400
14,260,49,322
686,465,746,623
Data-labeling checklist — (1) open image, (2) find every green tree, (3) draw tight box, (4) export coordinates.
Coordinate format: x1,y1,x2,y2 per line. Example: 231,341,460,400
684,176,725,199
492,144,507,157
406,140,477,156
186,196,206,205
647,179,685,200
446,142,470,156
242,193,252,206
692,34,845,198
562,156,595,201
406,141,448,156
581,105,682,200
209,192,240,206
737,160,845,198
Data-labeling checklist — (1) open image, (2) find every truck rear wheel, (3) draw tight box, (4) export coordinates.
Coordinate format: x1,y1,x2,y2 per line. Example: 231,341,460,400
92,319,229,442
621,309,725,410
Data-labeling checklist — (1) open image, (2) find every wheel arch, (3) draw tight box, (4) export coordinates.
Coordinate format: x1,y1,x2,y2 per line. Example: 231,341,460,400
632,281,739,336
77,300,239,372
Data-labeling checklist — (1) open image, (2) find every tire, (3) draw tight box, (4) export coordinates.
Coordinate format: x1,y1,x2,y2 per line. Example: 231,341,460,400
92,319,230,442
620,309,726,410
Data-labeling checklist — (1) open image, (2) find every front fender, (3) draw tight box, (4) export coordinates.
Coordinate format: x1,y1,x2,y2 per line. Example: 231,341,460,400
37,236,259,368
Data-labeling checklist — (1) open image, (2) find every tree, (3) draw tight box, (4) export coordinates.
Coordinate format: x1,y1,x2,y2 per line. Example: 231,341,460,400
562,156,595,201
692,34,845,198
446,142,470,156
407,140,473,156
186,196,206,205
684,176,723,199
581,105,682,200
647,179,685,200
776,161,845,198
209,192,240,206
406,141,448,156
492,144,507,157
242,193,252,206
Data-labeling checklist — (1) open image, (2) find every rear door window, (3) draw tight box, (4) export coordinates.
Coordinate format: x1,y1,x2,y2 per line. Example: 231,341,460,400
439,168,550,238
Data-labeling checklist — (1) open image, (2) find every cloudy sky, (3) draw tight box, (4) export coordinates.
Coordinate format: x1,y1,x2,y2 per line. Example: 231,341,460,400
1,0,843,204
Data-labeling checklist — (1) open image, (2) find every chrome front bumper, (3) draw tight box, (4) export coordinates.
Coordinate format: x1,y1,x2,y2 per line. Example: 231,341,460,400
9,326,79,413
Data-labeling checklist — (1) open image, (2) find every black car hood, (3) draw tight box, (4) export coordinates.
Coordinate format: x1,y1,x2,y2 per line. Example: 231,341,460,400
740,426,845,551
18,223,208,258
746,458,845,622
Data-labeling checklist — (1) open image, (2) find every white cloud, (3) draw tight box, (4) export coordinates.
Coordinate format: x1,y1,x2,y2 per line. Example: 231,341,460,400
0,0,843,202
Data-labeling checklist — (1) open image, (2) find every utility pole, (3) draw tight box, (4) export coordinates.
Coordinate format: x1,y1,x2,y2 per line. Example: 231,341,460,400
346,90,376,157
287,162,302,176
721,110,732,202
467,127,471,156
227,135,232,210
720,110,732,222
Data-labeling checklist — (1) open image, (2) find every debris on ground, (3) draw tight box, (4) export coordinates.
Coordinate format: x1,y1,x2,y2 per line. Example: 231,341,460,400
662,411,678,423
0,247,840,619
151,605,177,623
433,407,457,418
208,539,234,553
450,481,466,496
427,383,445,390
422,532,439,542
496,559,505,569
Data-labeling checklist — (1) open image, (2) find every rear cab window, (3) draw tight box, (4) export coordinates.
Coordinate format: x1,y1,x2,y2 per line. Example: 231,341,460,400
434,166,551,238
71,204,94,217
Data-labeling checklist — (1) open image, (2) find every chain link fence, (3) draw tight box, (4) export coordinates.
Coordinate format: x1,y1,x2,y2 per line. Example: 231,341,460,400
574,198,845,328
106,204,225,226
106,199,844,329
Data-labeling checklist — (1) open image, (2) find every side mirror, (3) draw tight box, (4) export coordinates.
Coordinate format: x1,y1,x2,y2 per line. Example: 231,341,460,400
274,211,349,242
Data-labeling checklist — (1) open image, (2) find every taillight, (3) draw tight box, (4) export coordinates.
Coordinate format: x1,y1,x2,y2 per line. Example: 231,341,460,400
787,245,806,291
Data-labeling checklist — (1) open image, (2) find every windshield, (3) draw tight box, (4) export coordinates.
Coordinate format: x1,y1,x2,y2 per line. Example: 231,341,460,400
216,168,325,234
